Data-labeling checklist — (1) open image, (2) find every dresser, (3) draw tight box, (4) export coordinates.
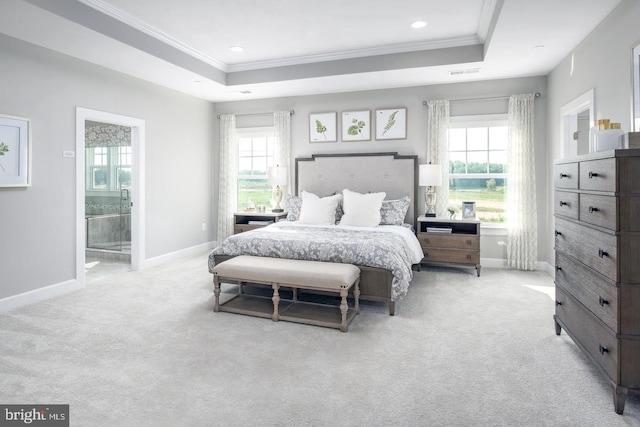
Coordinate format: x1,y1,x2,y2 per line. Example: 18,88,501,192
416,216,481,276
553,149,640,414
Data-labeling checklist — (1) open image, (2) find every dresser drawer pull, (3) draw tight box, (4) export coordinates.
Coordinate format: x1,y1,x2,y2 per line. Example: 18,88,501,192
466,240,472,245
424,238,430,244
559,173,569,179
555,300,562,306
598,297,609,307
466,254,472,260
588,171,599,179
555,266,562,272
599,345,609,355
598,249,609,258
588,206,599,213
559,201,568,207
554,230,562,236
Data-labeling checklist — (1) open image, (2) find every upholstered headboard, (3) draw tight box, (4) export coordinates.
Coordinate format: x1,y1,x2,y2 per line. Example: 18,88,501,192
295,152,419,227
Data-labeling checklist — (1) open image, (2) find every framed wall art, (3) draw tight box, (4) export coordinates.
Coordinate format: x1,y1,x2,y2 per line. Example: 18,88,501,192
341,110,371,142
0,114,31,187
309,112,337,142
376,107,407,140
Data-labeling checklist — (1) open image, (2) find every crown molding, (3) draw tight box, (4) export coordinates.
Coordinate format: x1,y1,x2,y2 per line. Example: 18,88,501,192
227,35,482,72
78,0,228,71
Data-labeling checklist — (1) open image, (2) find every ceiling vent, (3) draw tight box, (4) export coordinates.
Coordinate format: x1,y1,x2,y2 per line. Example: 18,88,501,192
449,68,481,76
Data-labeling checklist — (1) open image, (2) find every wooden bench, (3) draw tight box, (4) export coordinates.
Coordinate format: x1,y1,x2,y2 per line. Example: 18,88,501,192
213,255,361,332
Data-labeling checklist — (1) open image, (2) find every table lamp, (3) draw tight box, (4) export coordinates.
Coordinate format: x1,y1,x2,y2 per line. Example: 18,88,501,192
268,165,288,212
419,164,442,217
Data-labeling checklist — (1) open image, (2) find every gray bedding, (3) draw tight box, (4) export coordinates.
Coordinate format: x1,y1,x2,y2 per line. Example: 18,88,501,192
208,222,416,301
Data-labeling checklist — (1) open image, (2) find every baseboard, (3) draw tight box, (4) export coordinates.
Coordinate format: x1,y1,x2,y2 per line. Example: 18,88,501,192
141,241,216,269
0,279,84,314
480,258,554,277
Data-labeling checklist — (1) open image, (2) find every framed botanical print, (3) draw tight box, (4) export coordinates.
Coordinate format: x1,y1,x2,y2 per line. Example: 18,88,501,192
0,114,31,187
309,112,337,142
341,110,371,142
376,107,407,140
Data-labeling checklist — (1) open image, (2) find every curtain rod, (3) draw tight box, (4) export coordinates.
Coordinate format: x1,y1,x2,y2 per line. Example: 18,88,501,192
422,92,540,106
216,110,295,119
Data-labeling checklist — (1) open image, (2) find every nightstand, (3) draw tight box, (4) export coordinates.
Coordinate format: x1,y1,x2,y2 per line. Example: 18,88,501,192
416,216,481,276
233,211,288,234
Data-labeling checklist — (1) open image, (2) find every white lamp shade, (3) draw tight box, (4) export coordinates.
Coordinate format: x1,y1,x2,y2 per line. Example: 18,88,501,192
419,164,442,187
268,166,288,186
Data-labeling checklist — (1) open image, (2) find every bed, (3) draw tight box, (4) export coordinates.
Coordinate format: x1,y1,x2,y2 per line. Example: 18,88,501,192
209,152,422,315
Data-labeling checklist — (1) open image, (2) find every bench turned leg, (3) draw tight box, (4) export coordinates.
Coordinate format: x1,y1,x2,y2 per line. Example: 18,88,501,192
213,275,221,313
339,289,348,332
354,279,360,314
272,283,280,322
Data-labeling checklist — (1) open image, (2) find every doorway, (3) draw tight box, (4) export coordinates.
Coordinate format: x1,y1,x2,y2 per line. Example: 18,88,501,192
75,108,145,285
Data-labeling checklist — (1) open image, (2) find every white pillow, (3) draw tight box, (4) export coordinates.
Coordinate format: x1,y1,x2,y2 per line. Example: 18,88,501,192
298,191,342,225
339,189,386,227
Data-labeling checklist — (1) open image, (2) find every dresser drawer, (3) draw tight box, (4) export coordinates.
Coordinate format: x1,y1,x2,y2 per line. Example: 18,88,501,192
554,162,579,189
556,286,619,383
579,194,617,230
579,158,616,192
555,252,617,332
554,217,617,282
422,248,479,265
554,191,579,219
418,234,479,250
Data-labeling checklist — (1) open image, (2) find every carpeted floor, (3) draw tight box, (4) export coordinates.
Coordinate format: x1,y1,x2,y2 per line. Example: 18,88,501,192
1,252,639,426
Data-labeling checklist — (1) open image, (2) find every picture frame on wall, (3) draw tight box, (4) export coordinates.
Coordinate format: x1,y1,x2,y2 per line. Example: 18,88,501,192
0,114,31,187
375,107,407,140
309,112,337,142
462,201,476,219
341,110,371,142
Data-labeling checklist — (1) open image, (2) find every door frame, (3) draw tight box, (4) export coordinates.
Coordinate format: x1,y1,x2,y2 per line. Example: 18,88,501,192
75,107,145,284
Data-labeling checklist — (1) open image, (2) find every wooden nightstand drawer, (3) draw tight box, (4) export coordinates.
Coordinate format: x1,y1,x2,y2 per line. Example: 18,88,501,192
422,249,479,265
418,234,479,250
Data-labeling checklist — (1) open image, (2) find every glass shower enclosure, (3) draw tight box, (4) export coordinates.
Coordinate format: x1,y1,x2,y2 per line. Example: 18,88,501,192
85,120,132,257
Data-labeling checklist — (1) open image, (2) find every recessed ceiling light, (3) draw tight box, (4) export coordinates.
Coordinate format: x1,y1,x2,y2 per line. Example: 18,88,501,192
229,46,244,53
411,21,427,29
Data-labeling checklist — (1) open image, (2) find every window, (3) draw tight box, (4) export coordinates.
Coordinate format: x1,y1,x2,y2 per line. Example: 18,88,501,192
448,115,508,225
86,145,132,191
237,128,276,210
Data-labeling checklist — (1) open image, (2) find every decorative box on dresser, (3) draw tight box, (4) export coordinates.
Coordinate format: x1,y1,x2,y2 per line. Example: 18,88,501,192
553,149,640,414
416,216,481,276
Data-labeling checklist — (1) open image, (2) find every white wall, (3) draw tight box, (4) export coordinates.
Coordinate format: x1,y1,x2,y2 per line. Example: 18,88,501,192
215,76,548,265
0,34,216,302
546,0,640,266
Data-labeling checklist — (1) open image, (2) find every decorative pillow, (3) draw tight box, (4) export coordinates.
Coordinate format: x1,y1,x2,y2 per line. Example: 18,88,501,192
298,191,343,225
380,196,411,225
285,194,302,221
339,189,386,227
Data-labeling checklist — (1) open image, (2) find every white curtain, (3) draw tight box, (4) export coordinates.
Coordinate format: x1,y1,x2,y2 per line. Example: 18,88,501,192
273,111,292,192
426,100,450,217
507,94,537,270
217,115,238,242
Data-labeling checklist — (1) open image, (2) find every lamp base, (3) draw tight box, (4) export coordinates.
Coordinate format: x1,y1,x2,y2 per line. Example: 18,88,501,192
425,213,436,217
271,208,284,213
